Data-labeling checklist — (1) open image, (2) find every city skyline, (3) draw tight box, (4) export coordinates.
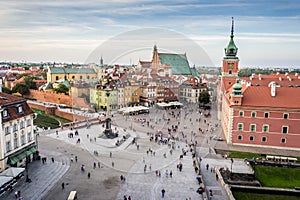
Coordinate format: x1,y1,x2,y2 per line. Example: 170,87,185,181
1,0,300,68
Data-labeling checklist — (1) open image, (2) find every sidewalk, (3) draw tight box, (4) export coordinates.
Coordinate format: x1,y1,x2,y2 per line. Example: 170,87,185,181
0,151,69,200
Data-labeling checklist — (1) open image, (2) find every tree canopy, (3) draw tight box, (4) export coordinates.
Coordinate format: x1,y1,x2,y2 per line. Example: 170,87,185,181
199,90,210,105
12,83,30,95
53,83,69,95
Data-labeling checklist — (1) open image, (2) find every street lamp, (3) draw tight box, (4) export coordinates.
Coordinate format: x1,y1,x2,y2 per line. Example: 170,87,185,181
230,158,234,179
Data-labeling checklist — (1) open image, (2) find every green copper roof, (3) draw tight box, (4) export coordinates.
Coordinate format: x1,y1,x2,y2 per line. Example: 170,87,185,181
225,17,238,58
49,67,96,74
158,53,191,75
232,78,242,96
190,67,199,78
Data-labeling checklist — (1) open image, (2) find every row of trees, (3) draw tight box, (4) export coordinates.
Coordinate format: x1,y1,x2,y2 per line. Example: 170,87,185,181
2,73,68,96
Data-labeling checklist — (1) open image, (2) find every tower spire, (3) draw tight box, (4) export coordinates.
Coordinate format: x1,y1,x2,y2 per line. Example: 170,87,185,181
231,17,234,38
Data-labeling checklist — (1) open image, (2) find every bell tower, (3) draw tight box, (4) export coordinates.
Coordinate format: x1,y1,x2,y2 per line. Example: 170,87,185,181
222,17,239,77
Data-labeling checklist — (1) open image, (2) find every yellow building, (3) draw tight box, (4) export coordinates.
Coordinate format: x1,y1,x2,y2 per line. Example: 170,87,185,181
117,77,140,108
47,66,97,84
90,85,118,111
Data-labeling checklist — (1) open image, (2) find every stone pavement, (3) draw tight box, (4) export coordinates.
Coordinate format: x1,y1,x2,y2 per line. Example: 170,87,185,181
0,149,69,200
42,103,234,200
0,102,257,200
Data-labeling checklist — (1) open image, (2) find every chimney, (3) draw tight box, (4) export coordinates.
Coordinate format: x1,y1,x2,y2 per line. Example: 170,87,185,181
271,84,276,97
295,73,298,76
279,77,282,81
259,74,262,80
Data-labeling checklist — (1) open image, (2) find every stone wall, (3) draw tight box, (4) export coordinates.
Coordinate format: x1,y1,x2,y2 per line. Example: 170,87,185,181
28,101,91,122
26,89,90,109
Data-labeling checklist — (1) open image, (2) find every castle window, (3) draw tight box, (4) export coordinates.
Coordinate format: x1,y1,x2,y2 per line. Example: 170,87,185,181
250,124,256,132
229,70,232,74
237,123,243,131
250,135,254,141
264,112,269,118
281,138,286,143
251,111,256,118
237,135,242,140
56,76,59,80
239,111,244,117
282,126,288,134
262,137,267,142
283,113,289,119
262,125,269,133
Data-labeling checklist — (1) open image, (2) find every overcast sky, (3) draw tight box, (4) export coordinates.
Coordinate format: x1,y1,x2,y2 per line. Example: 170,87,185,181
1,0,300,68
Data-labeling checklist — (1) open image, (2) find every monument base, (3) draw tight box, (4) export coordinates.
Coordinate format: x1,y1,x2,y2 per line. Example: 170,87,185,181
104,128,118,139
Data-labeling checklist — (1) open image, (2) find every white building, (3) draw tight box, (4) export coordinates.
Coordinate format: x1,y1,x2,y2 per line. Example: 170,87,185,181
0,92,36,172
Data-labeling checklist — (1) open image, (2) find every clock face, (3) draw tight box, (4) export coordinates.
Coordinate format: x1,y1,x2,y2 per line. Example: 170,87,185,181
228,63,234,69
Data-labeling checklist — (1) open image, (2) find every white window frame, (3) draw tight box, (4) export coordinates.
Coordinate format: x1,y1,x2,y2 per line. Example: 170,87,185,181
250,124,256,132
262,124,269,133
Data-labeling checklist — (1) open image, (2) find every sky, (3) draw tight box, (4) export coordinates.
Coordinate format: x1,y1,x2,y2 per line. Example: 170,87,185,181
1,0,300,68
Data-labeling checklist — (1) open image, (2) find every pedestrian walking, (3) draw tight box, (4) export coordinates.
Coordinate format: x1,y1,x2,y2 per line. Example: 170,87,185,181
123,195,127,200
112,162,114,167
75,156,78,162
51,157,54,163
170,170,173,178
128,196,131,200
62,182,65,189
206,163,209,170
110,152,112,158
93,162,96,169
88,172,91,179
161,188,165,198
98,162,101,168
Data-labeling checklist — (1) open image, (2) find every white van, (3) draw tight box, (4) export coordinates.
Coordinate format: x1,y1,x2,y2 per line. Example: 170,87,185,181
67,191,77,200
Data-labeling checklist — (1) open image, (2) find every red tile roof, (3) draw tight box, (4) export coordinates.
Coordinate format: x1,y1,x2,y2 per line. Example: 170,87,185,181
241,86,300,109
0,92,34,123
242,73,300,87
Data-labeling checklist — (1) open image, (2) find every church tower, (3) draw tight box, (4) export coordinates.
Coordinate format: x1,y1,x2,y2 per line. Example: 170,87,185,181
222,17,239,77
151,44,160,72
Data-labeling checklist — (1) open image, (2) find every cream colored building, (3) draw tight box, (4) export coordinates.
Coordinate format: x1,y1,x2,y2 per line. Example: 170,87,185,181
0,92,36,172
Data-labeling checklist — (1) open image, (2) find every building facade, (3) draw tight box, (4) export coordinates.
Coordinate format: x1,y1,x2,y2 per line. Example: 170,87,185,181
218,18,300,150
179,76,207,103
0,92,36,171
47,67,97,84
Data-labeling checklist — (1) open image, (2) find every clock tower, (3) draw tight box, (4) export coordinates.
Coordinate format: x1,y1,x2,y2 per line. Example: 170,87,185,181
222,17,239,77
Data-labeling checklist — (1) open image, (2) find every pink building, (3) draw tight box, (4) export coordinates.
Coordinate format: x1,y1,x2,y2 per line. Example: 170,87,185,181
218,18,300,150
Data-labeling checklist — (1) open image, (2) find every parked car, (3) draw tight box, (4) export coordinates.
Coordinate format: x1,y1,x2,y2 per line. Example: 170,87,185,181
212,135,224,141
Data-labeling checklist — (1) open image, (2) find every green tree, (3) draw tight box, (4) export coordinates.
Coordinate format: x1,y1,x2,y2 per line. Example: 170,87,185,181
12,83,30,95
199,90,210,105
24,75,37,89
53,83,69,95
2,86,12,94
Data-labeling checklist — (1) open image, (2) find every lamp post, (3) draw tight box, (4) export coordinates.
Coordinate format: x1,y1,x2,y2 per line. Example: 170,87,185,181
230,158,234,179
